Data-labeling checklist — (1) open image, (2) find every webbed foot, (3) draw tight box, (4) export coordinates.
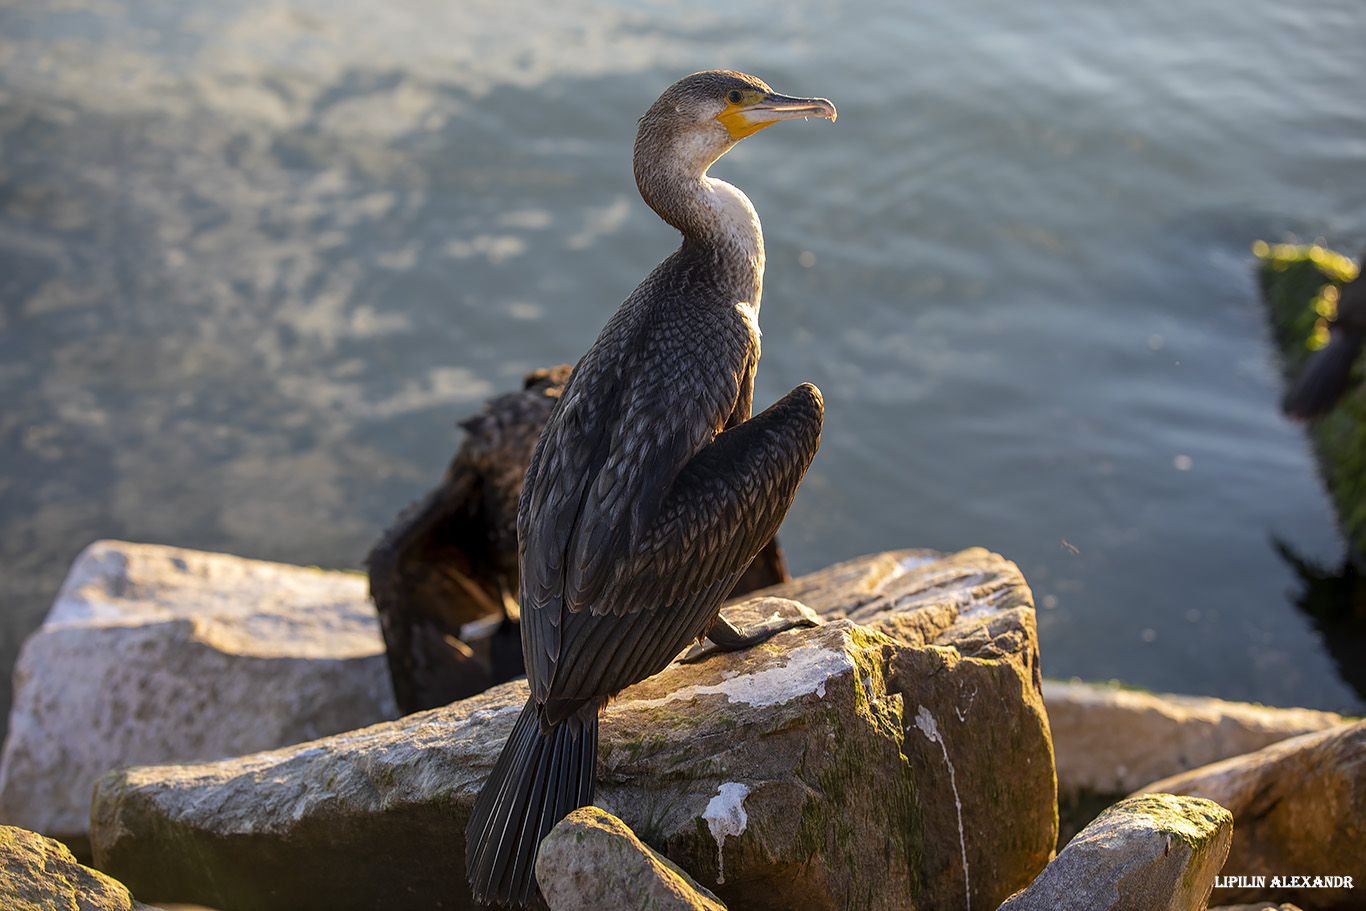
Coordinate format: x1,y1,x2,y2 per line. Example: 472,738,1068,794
681,609,820,664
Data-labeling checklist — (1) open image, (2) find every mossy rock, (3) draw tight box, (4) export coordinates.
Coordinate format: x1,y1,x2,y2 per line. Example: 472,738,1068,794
1256,241,1366,567
998,794,1232,911
90,549,1055,911
0,825,155,911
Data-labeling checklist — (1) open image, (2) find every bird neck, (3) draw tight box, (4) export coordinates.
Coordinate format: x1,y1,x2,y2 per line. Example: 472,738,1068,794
636,153,765,307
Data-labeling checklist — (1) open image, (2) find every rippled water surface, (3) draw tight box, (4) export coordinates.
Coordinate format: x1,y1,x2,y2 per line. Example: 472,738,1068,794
3,0,1364,742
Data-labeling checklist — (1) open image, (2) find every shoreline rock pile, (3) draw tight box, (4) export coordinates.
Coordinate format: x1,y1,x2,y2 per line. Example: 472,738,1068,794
0,541,1361,911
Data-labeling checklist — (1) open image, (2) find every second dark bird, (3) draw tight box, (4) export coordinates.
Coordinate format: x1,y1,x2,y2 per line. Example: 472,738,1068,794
1282,253,1366,420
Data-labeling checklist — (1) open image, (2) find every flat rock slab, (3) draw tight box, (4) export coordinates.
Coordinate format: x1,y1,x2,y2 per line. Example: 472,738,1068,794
1140,719,1366,911
998,794,1233,911
536,806,725,911
91,547,1055,911
1044,679,1346,798
0,540,398,850
0,824,156,911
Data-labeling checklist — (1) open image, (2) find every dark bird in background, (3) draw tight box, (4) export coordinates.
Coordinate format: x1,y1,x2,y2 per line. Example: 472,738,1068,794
463,71,835,906
366,364,792,715
1282,253,1366,420
367,366,570,713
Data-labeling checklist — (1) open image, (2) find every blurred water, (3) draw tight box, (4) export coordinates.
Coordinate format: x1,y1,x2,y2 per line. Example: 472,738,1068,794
2,0,1364,748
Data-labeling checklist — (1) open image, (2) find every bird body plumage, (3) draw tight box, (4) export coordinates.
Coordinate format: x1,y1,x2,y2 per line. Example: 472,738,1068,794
464,71,833,907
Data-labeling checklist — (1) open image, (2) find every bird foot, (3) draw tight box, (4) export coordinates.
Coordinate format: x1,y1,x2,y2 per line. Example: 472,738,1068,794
680,611,820,664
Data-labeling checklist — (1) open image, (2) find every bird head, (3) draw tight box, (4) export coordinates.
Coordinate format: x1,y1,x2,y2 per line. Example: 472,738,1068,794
634,70,836,184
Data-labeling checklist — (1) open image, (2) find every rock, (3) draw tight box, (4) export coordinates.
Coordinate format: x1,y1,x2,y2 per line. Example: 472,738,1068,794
751,548,943,619
998,794,1233,911
90,547,1055,911
0,540,398,856
591,622,923,911
1138,719,1366,911
535,806,725,911
803,548,1057,911
1210,905,1306,911
1044,679,1345,798
0,824,157,910
91,620,908,911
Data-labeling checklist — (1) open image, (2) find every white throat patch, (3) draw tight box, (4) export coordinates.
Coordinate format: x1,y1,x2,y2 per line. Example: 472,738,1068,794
702,177,764,265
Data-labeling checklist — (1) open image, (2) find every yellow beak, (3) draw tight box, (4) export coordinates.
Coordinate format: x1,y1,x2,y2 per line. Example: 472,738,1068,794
717,91,838,140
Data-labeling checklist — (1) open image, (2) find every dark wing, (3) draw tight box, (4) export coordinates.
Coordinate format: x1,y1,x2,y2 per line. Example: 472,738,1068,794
517,294,757,705
545,382,823,712
562,318,747,611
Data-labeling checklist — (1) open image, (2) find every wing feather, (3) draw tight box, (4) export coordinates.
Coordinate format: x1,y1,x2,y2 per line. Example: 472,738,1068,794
602,382,823,615
540,384,821,706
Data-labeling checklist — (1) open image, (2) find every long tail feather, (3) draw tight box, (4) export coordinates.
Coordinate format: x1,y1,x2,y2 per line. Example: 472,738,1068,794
465,700,598,907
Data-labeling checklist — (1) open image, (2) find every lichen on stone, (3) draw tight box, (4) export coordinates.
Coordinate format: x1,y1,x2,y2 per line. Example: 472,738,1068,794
1099,793,1231,850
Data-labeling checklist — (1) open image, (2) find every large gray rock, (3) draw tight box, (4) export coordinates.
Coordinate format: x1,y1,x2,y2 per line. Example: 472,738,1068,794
761,547,1058,911
1139,719,1366,911
91,548,1055,911
535,806,725,911
998,794,1233,911
0,540,399,854
0,824,156,910
1044,679,1345,799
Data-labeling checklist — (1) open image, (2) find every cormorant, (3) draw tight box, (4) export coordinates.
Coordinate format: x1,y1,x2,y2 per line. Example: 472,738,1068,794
1282,253,1366,420
463,70,835,906
368,366,572,713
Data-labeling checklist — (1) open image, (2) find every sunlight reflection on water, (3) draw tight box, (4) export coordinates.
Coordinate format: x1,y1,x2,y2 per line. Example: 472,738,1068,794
2,0,1364,746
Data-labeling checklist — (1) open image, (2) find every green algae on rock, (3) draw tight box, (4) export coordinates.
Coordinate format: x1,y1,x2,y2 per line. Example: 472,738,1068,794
1256,242,1366,567
0,825,156,911
998,793,1233,911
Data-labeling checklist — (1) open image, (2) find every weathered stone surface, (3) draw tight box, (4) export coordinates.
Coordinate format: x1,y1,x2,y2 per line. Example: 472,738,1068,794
998,794,1233,911
1211,905,1306,911
824,548,1056,911
1044,679,1345,798
0,824,156,910
1139,719,1366,911
751,549,943,618
0,540,399,853
576,546,1053,911
593,622,919,911
91,620,907,910
536,806,725,911
90,548,1055,911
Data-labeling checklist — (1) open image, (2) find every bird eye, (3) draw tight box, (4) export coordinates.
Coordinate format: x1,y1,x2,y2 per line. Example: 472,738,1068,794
727,90,743,104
